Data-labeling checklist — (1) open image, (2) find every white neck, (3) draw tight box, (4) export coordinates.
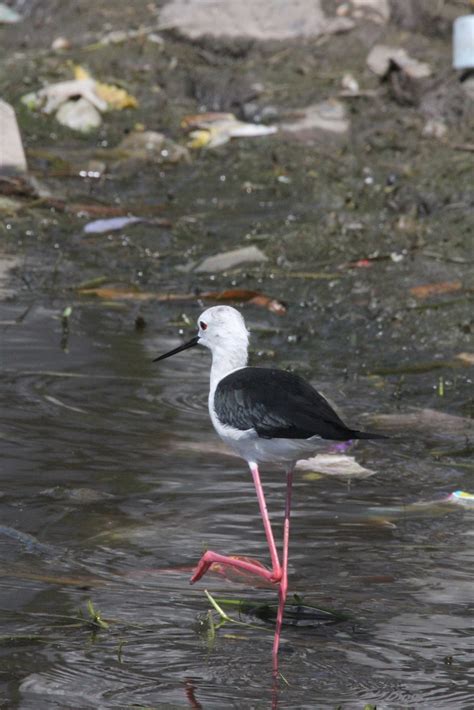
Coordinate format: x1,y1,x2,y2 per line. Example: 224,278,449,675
209,341,248,394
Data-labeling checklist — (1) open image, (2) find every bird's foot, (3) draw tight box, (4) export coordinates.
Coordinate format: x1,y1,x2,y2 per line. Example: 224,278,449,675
190,550,279,585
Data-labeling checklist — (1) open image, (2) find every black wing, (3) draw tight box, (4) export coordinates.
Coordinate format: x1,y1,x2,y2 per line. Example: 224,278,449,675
214,367,359,441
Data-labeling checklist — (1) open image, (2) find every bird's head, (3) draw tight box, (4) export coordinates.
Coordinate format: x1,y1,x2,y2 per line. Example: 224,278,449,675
154,306,249,363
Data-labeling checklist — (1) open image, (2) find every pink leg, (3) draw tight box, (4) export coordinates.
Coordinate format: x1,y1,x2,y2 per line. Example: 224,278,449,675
190,461,282,585
249,462,282,582
272,467,293,675
190,550,275,585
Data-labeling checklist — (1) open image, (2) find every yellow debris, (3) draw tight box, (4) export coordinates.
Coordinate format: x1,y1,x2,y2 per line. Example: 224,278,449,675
95,82,138,110
73,64,138,110
73,64,91,81
187,129,212,149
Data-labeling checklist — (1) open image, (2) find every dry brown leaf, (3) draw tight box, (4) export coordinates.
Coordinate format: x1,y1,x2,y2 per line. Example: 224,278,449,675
78,287,156,300
409,281,462,299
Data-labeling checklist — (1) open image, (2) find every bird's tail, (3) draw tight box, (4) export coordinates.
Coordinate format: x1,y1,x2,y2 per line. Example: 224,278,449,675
350,429,388,440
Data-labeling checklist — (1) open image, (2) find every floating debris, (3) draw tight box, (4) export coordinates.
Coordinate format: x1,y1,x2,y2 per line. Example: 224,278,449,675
182,112,277,149
83,216,143,234
296,454,375,479
341,73,360,94
94,26,163,47
367,45,431,79
445,491,474,509
51,36,71,51
73,65,137,110
22,78,106,114
21,65,137,132
280,100,349,136
422,118,448,140
195,245,268,272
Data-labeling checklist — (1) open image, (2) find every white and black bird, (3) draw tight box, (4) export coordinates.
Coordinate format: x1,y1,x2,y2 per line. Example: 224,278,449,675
154,305,384,671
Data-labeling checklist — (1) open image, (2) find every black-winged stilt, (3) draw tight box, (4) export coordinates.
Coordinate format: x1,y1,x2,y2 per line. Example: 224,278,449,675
155,305,384,671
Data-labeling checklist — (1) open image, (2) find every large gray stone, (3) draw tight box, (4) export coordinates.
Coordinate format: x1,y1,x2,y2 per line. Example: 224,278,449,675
159,0,354,40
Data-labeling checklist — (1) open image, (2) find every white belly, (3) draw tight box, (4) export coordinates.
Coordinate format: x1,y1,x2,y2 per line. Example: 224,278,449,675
209,402,325,465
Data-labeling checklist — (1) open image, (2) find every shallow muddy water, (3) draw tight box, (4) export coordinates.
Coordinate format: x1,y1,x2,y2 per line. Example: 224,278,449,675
1,283,473,709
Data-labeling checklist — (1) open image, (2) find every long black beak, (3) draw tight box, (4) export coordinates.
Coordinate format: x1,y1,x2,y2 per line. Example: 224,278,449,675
153,335,200,362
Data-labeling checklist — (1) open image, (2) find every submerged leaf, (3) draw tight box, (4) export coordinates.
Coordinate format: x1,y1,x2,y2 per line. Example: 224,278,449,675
409,281,462,299
77,286,287,314
78,286,152,301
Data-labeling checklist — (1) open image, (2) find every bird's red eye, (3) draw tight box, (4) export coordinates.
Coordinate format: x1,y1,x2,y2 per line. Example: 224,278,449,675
200,321,207,330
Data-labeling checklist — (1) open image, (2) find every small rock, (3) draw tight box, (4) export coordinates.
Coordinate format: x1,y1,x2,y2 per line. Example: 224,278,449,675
56,98,102,133
116,130,190,163
195,245,268,273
